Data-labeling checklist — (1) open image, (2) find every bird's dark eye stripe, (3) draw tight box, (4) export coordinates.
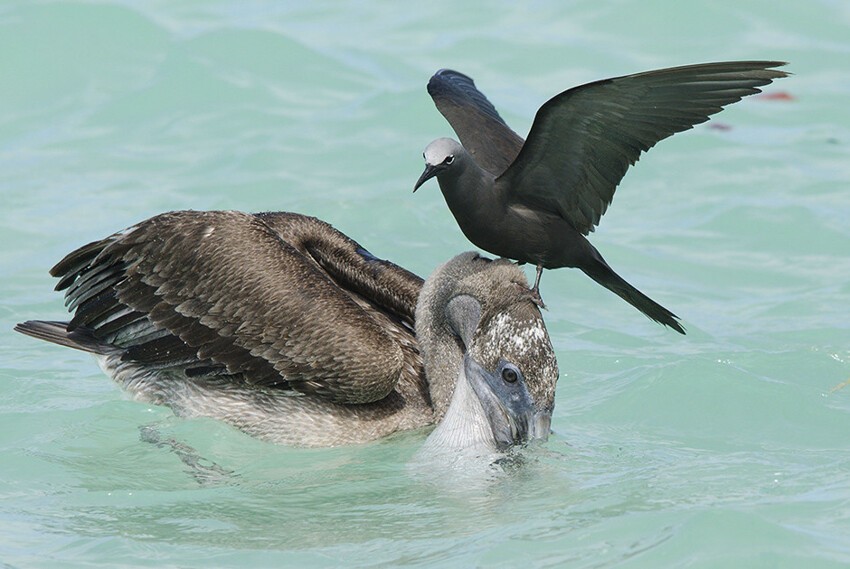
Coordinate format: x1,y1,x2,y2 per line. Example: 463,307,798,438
502,368,518,383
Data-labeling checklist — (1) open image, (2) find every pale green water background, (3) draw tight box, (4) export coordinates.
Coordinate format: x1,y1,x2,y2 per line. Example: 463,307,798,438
2,1,849,567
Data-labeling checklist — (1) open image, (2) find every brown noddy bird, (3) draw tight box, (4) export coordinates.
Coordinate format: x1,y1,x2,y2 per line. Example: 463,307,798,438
414,61,789,334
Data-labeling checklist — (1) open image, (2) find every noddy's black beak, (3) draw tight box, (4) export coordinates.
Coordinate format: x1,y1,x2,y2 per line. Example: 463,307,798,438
413,163,441,193
464,355,551,450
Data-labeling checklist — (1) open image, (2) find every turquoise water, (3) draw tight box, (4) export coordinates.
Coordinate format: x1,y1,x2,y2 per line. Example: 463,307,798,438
2,0,849,566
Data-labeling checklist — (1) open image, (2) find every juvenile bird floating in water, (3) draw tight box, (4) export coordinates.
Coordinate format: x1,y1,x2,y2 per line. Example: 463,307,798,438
415,61,789,334
15,211,558,451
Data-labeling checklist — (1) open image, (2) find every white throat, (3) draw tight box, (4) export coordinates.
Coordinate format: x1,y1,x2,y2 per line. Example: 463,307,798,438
420,366,496,455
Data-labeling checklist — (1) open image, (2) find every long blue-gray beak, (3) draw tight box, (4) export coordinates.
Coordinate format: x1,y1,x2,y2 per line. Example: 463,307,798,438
464,354,551,449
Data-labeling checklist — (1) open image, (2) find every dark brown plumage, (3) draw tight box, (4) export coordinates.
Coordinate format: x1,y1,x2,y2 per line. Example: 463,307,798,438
47,211,424,404
415,61,790,334
16,212,559,449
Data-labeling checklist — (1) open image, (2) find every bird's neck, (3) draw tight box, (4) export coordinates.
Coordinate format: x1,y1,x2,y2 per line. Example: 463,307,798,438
437,162,502,245
416,294,494,451
440,158,496,207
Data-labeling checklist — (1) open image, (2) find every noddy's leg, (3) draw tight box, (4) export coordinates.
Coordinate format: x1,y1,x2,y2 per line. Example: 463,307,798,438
530,264,546,309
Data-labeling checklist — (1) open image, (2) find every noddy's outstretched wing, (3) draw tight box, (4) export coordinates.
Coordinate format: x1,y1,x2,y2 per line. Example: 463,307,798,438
497,61,789,235
43,211,424,405
427,69,525,176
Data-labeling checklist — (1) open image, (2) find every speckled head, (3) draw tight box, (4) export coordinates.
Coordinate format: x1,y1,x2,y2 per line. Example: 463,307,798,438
416,252,559,447
468,297,558,417
460,259,559,418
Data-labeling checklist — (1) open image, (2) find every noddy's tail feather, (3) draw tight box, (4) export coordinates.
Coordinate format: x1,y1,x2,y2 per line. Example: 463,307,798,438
14,320,115,354
581,260,686,335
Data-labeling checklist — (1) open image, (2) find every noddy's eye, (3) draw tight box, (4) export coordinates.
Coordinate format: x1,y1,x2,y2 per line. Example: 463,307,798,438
502,367,519,383
444,155,454,165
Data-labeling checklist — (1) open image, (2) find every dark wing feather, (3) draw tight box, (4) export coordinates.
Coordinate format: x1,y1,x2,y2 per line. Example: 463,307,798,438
497,61,789,234
428,68,525,176
50,211,425,405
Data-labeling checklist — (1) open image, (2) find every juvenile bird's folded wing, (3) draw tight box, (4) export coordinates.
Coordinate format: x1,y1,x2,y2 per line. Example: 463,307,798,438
50,210,424,405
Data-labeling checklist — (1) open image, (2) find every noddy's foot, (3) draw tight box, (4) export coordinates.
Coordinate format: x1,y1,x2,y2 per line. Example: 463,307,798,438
530,287,547,310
